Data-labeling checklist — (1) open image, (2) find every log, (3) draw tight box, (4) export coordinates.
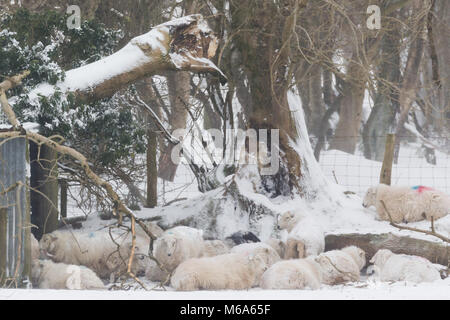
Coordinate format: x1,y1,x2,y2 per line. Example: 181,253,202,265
325,233,450,266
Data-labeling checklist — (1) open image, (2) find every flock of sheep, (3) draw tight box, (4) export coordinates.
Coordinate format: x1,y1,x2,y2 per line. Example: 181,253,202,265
28,183,449,291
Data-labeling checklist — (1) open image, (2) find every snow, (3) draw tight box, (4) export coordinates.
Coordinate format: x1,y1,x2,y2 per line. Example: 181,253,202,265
1,277,449,300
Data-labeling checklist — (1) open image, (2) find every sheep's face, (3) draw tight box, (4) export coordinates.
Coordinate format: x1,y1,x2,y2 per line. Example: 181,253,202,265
369,249,393,267
39,234,59,258
363,187,377,208
247,251,270,279
31,260,44,285
155,236,179,262
277,211,296,230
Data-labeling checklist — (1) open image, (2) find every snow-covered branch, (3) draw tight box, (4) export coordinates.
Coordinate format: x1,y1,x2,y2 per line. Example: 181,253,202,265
29,14,224,103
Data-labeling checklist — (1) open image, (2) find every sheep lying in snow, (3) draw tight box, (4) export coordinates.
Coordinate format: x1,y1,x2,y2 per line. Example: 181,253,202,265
278,210,325,259
147,234,230,281
363,184,450,223
369,249,441,283
153,226,205,273
31,233,40,261
31,259,105,290
315,246,366,285
230,242,281,267
171,250,272,291
39,230,144,279
202,240,230,257
260,246,365,289
260,257,323,290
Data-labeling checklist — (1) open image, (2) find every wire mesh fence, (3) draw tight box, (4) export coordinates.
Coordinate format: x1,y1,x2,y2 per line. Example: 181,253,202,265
319,137,450,197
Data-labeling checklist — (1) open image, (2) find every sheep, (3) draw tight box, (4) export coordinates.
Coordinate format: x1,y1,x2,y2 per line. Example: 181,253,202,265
39,230,141,279
264,238,286,259
363,184,450,223
31,233,40,261
202,240,230,257
260,257,323,290
153,226,205,273
369,249,441,283
170,250,270,291
315,246,366,285
146,238,229,282
230,242,281,267
31,259,105,290
277,210,325,259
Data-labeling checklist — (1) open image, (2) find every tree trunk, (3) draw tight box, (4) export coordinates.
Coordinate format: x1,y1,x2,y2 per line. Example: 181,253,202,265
233,1,306,196
363,27,401,161
146,129,158,208
394,12,426,163
325,233,449,266
30,142,59,240
329,57,366,154
158,71,190,182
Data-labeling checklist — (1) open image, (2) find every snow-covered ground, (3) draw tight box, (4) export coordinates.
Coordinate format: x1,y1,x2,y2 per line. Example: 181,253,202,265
1,277,449,300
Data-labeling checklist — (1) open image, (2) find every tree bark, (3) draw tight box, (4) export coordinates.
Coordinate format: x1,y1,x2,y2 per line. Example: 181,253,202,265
394,12,426,163
363,26,401,161
325,233,449,266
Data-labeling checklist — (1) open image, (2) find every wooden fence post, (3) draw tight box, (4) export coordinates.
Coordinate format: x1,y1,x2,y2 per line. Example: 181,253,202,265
380,134,395,185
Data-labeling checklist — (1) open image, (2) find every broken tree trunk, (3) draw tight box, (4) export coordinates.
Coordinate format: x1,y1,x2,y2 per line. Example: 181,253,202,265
325,233,450,266
29,14,224,103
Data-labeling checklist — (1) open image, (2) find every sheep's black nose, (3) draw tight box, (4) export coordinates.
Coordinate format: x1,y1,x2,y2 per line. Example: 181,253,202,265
168,253,171,257
277,226,281,230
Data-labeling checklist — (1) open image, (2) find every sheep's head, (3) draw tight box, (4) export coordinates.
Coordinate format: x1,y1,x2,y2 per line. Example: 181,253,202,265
153,235,181,270
342,246,366,270
31,260,45,285
370,249,393,267
247,250,271,281
277,211,299,231
39,233,59,258
363,186,377,208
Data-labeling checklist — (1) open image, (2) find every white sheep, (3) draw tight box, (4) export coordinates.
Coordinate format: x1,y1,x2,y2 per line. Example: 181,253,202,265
260,257,323,290
31,233,40,261
315,246,366,285
277,210,325,259
369,249,441,283
31,259,105,290
39,230,140,279
202,240,230,257
153,226,205,273
171,250,270,291
363,184,450,223
230,242,281,266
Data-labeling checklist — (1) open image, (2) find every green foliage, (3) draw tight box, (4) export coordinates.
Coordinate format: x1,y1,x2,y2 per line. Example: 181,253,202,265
1,8,145,167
